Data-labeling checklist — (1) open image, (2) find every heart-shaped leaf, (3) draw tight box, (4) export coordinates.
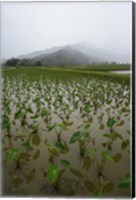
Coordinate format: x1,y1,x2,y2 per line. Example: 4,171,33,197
22,142,33,150
102,181,113,193
32,134,41,146
84,124,91,129
60,160,72,168
33,149,40,160
7,148,20,161
101,151,115,163
118,173,131,188
84,180,97,193
15,110,24,119
45,144,59,156
121,140,129,150
117,120,124,127
27,168,36,183
47,164,59,184
113,153,122,163
70,168,83,177
20,152,31,161
82,156,91,171
107,118,116,127
55,142,65,151
69,131,81,144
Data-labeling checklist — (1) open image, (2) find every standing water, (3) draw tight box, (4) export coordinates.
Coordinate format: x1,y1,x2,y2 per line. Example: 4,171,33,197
2,68,131,197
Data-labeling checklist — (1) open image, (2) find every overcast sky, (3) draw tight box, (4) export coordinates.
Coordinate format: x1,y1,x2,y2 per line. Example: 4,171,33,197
1,2,132,59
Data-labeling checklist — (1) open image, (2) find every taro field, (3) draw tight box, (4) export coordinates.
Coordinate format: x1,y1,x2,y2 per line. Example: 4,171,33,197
1,67,131,197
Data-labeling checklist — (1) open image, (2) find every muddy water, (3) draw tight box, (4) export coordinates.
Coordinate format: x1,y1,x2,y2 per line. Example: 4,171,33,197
2,75,131,197
3,112,130,197
111,70,131,74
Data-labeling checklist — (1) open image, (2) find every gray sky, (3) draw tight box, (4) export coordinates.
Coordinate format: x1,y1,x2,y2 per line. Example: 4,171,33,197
1,2,132,59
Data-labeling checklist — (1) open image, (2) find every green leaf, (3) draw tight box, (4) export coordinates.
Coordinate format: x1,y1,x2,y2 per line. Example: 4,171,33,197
47,123,57,131
2,115,10,130
55,142,69,154
33,96,40,104
107,118,116,127
69,131,81,144
54,142,65,151
102,181,113,193
83,105,90,113
47,164,59,184
84,124,91,129
111,133,118,140
112,153,122,163
7,148,19,161
30,124,39,132
41,108,50,117
41,168,47,177
20,152,31,161
113,132,123,140
45,144,59,156
32,134,41,146
15,110,24,119
27,168,35,183
27,107,33,113
70,168,83,177
121,140,129,150
103,133,111,139
45,143,53,150
99,123,104,130
103,132,123,141
92,191,100,197
31,114,39,119
84,180,97,193
33,149,40,160
110,133,121,141
117,120,124,127
58,169,66,181
118,173,131,188
101,151,115,163
86,148,97,156
22,142,33,150
59,122,67,130
82,156,91,171
60,160,72,168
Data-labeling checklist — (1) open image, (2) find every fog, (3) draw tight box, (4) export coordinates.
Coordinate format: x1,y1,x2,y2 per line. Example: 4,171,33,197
1,2,132,60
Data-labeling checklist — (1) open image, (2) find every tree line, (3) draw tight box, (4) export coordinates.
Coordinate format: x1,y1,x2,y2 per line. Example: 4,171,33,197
3,58,119,67
3,58,42,67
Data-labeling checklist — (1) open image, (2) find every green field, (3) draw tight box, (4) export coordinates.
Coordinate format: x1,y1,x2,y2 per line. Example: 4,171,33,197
2,67,131,197
46,64,130,71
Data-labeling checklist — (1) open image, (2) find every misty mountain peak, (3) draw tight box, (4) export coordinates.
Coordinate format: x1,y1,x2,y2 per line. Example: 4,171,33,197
18,41,130,64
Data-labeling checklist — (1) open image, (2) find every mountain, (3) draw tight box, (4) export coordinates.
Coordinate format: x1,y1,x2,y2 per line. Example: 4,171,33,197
19,46,61,59
31,46,98,66
72,41,130,63
17,41,130,66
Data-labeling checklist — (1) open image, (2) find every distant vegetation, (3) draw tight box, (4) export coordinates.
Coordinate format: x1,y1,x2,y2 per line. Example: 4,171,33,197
4,58,42,67
3,57,130,70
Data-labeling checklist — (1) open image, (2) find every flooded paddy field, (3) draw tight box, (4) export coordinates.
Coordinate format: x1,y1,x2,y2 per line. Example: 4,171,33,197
1,67,131,197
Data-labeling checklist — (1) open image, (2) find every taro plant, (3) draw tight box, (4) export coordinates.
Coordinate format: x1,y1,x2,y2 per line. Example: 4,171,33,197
2,67,131,196
28,123,41,146
45,143,59,162
69,130,92,157
42,163,66,195
118,173,131,189
84,176,113,197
